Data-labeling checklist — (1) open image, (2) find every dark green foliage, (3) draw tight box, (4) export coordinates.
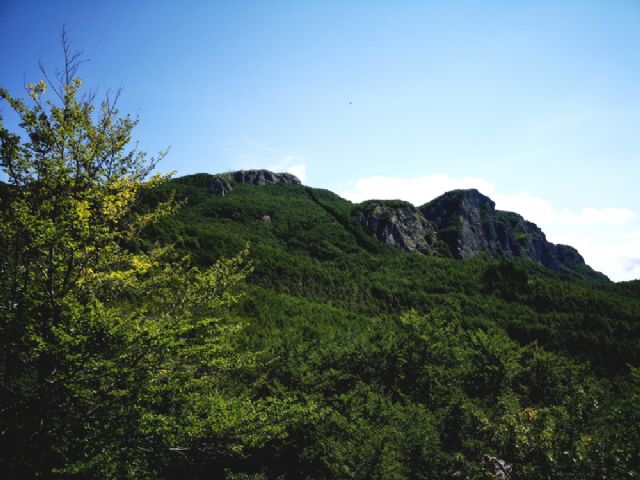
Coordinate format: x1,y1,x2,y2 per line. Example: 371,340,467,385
482,261,530,300
130,175,640,478
148,176,640,372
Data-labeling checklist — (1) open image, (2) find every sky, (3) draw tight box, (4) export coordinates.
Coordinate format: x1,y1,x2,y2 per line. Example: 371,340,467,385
1,0,639,281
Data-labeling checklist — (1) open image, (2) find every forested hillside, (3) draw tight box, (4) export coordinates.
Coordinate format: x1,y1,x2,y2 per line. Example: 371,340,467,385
129,171,640,479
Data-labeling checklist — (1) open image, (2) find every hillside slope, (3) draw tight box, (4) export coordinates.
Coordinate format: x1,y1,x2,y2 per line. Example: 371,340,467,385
141,171,636,370
134,170,640,478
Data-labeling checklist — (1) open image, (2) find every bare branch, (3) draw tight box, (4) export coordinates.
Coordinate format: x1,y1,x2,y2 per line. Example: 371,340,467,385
38,60,63,101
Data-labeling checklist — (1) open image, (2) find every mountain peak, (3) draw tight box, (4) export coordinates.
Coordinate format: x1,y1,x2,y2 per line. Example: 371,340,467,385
176,169,300,196
417,190,605,279
172,171,605,280
221,169,301,186
352,188,604,280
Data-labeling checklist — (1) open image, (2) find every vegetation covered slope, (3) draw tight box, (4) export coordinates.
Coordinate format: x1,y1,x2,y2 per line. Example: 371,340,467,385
130,173,640,479
143,175,639,372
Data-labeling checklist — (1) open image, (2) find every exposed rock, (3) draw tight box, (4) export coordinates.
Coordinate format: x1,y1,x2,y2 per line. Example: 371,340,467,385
555,243,585,267
206,176,233,196
175,170,301,197
482,454,512,479
221,169,301,187
420,189,499,259
419,189,599,276
353,201,437,255
174,173,234,196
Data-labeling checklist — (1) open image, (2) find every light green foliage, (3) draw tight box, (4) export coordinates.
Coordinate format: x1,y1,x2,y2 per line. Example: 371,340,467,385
0,49,299,478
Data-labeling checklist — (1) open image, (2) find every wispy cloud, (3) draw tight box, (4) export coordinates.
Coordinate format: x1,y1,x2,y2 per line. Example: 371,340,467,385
624,258,640,273
267,156,307,183
226,139,307,182
341,173,639,282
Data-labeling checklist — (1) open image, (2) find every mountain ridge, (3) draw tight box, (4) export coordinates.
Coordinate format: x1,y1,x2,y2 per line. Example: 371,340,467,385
177,170,606,281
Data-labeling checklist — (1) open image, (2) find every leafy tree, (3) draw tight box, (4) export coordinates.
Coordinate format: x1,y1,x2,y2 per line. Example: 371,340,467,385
0,33,296,479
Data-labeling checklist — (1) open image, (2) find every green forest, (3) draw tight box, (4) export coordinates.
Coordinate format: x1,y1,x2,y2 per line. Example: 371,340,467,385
1,67,639,479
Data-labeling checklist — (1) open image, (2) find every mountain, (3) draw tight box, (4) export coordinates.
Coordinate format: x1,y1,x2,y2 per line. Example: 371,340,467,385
139,169,638,367
171,170,605,281
176,169,300,196
135,170,640,478
420,189,586,270
422,189,609,283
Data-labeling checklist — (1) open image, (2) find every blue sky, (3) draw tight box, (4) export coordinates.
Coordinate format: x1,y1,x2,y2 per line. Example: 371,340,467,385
1,1,639,280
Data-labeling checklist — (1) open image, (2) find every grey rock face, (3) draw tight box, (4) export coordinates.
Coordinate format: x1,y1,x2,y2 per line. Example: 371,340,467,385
482,454,512,479
177,170,301,198
418,189,592,273
555,244,585,267
420,189,502,259
205,176,233,196
353,202,437,255
222,169,301,187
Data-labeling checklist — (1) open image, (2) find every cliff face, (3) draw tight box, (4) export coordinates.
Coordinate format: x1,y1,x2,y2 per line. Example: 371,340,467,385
420,189,499,259
353,201,438,255
418,189,588,272
221,169,301,187
355,188,596,276
176,169,301,196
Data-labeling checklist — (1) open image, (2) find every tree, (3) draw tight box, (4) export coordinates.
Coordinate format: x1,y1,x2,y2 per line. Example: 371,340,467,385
0,31,296,479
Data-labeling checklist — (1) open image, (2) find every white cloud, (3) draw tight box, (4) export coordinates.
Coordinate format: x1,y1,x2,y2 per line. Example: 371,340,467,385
342,173,639,282
340,173,496,206
555,233,640,282
267,156,307,183
624,258,640,275
494,192,637,226
228,139,307,183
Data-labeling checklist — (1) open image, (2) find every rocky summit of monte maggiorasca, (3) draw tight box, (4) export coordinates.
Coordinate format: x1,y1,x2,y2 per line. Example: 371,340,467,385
176,169,301,197
176,170,605,280
357,188,593,275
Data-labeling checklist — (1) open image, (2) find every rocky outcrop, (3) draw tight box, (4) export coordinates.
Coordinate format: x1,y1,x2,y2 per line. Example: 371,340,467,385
220,169,301,187
418,189,591,273
205,176,234,196
349,188,600,277
420,189,500,259
353,201,437,255
175,170,601,278
482,454,512,479
176,170,300,197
